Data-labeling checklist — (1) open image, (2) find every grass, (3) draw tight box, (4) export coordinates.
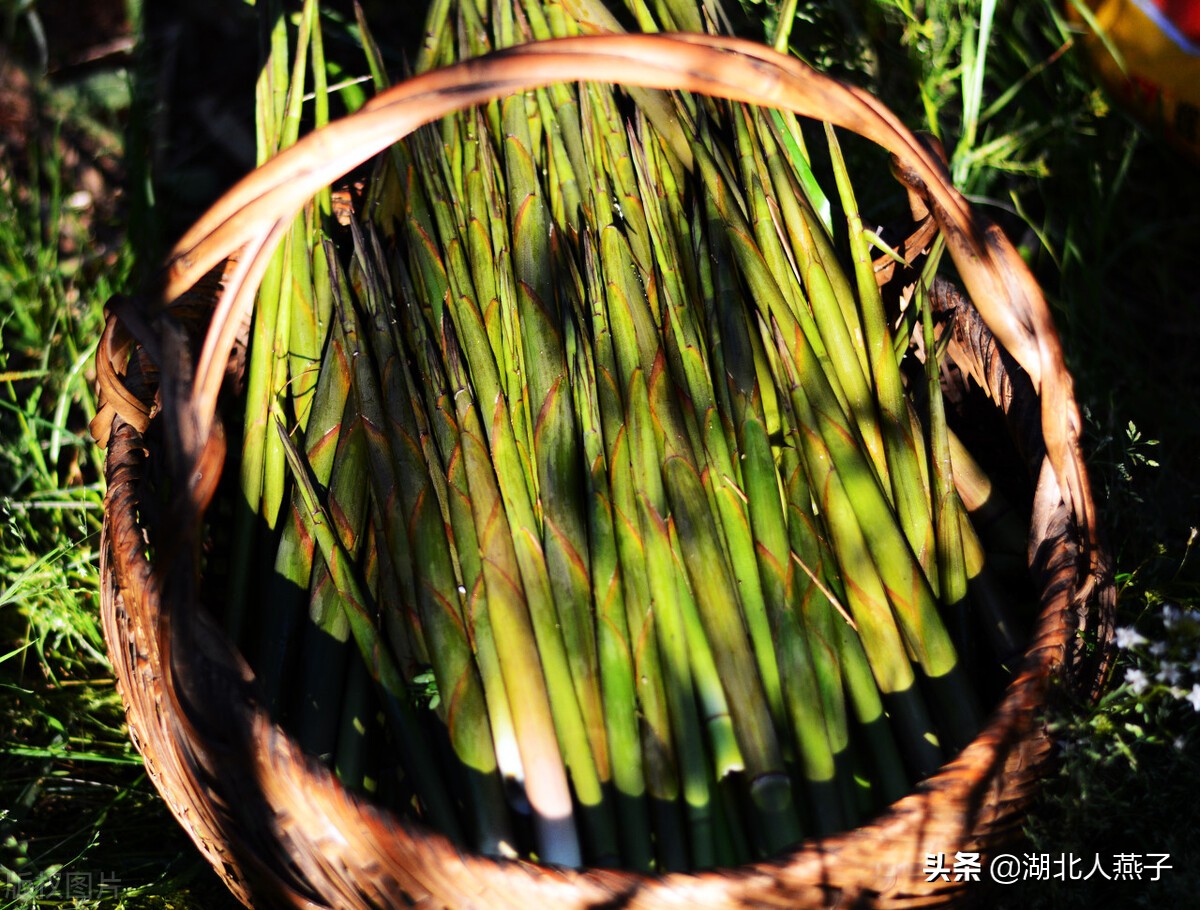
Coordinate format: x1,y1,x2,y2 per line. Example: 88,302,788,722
1,0,1197,905
0,1,241,905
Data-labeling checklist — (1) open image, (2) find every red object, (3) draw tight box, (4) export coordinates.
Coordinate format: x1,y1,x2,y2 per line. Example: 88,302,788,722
1150,0,1200,42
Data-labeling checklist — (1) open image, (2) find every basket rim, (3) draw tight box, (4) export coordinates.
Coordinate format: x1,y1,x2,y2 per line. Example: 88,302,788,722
93,32,1116,910
96,292,1110,909
152,34,1106,590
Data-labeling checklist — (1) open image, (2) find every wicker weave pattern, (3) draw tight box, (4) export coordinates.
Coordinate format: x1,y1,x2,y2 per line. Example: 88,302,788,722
95,287,1106,909
93,34,1115,910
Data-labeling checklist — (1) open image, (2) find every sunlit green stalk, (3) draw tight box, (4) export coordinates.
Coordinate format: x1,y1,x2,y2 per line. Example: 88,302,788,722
826,124,936,583
290,401,366,763
626,366,715,868
259,255,353,711
501,90,609,784
920,283,970,651
582,229,686,871
564,300,654,871
275,418,465,845
770,322,944,779
632,127,788,742
348,220,515,857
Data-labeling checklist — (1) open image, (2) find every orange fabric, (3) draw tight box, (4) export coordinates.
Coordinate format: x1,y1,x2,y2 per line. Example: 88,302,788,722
1070,0,1200,161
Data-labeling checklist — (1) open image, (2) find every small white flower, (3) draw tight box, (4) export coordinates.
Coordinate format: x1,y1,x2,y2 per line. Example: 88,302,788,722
1149,640,1169,657
1162,604,1181,628
1157,662,1183,686
1186,685,1200,712
1114,626,1148,650
1124,668,1150,695
65,189,93,211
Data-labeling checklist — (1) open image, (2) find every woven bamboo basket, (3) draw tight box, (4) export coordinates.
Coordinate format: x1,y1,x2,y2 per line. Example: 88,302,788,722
92,34,1115,910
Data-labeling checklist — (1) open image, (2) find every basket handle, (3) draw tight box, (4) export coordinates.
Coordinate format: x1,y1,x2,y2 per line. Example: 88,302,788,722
155,32,1103,589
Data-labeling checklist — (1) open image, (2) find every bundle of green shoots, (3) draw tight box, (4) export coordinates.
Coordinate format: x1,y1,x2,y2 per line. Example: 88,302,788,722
224,0,1030,872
